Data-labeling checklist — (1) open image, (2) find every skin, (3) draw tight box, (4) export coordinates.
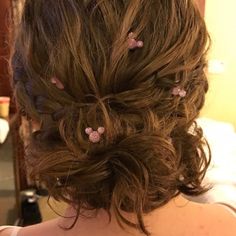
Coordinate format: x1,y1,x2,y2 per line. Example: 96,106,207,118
1,195,234,236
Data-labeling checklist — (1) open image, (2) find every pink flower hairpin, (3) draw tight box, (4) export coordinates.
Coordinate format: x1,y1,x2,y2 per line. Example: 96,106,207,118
172,86,187,98
128,32,144,50
85,127,105,143
50,77,65,90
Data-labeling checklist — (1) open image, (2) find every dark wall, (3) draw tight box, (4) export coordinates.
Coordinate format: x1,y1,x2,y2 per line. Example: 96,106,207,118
0,0,11,97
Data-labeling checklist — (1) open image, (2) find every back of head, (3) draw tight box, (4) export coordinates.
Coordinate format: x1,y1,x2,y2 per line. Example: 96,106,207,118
12,0,210,235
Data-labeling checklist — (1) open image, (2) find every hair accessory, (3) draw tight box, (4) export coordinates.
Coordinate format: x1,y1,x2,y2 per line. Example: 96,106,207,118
128,32,144,50
172,86,187,98
85,127,105,143
50,77,65,90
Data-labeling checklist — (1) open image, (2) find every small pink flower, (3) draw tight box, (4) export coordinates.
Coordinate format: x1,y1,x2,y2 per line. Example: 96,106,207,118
172,86,186,98
89,131,101,143
179,90,187,98
128,32,144,50
85,127,105,143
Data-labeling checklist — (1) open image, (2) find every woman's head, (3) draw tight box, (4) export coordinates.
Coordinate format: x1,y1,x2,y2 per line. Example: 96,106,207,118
12,0,210,235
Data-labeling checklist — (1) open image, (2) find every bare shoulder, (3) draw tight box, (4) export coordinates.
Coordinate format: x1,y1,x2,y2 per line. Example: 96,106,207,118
193,201,236,236
0,228,12,236
0,226,21,236
18,219,64,236
165,196,236,236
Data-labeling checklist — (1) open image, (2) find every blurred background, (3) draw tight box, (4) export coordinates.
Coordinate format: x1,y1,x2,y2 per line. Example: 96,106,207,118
0,0,235,227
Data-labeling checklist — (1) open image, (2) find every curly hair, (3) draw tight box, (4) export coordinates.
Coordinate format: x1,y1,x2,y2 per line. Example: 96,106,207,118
12,0,211,235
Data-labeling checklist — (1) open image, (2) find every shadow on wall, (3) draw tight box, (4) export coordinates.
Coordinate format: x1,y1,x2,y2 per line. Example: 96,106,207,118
0,135,17,225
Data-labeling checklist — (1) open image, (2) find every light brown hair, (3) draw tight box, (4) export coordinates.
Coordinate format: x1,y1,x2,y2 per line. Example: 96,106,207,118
12,0,210,235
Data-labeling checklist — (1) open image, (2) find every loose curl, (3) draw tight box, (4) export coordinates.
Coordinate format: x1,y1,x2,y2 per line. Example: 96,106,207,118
12,0,211,235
